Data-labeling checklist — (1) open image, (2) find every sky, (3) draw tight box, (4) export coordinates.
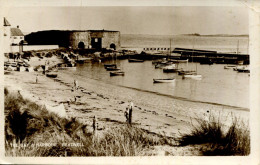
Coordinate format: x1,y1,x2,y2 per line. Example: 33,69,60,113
4,6,249,35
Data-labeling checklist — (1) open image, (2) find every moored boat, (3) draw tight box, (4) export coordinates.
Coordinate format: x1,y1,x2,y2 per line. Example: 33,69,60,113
177,70,196,75
110,71,125,76
104,64,117,69
153,78,175,83
183,74,202,79
106,67,121,71
128,59,144,62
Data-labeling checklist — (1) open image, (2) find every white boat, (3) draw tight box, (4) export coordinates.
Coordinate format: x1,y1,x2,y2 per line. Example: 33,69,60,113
224,65,236,69
153,78,175,83
183,74,202,79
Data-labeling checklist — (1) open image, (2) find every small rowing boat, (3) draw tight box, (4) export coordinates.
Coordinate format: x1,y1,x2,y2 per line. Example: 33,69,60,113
128,59,144,62
110,71,125,76
58,67,76,71
46,73,58,78
104,64,117,69
153,78,175,83
106,67,121,71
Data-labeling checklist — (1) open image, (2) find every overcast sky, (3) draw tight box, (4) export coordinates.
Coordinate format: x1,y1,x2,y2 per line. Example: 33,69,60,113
4,6,248,35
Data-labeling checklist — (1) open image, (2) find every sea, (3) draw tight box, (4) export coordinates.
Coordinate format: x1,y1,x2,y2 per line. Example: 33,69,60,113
64,34,250,111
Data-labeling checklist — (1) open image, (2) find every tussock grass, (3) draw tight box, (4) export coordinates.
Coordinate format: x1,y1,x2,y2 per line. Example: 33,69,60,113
5,88,172,156
176,114,250,156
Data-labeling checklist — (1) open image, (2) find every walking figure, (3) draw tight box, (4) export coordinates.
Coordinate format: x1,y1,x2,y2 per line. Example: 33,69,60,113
36,74,38,84
92,116,96,132
74,79,78,90
124,107,129,123
128,101,134,125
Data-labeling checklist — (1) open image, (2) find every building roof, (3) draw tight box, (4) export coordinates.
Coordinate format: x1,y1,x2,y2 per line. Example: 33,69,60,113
4,17,11,26
11,28,24,36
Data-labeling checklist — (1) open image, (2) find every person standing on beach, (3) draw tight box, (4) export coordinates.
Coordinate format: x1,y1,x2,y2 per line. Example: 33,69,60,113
128,101,134,124
74,79,78,90
36,74,38,84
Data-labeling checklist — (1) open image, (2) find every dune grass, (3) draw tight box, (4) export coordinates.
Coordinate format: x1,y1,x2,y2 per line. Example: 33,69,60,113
176,114,250,156
4,88,173,156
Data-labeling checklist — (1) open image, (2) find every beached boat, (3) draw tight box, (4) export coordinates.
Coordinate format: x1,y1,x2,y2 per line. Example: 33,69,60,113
153,78,175,83
58,67,77,71
46,73,58,78
106,66,120,71
110,71,125,76
76,58,92,64
168,59,189,63
237,66,250,73
224,65,236,69
128,59,144,62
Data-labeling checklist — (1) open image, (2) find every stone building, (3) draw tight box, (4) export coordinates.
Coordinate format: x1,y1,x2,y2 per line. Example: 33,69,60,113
25,30,120,50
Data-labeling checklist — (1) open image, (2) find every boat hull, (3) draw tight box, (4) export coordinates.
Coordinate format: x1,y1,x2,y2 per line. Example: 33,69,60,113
153,78,175,83
58,67,77,71
110,71,125,76
128,59,144,62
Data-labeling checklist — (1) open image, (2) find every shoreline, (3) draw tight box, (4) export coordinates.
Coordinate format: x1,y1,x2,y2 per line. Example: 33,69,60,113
4,56,249,138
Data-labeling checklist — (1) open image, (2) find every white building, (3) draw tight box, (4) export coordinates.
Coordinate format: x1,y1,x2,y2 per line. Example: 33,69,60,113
3,17,25,53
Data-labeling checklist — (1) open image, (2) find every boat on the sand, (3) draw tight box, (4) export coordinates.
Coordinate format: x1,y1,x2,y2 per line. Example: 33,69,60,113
110,71,125,76
58,67,76,71
46,73,58,78
153,78,175,83
224,65,236,69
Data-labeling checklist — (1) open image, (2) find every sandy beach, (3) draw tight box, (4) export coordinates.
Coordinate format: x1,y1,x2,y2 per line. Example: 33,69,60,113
4,56,249,139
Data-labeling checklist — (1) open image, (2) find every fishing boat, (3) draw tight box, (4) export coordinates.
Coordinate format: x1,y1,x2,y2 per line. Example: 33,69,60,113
104,64,117,69
128,59,144,62
106,67,121,71
110,71,125,76
153,78,175,83
182,43,202,79
46,73,58,78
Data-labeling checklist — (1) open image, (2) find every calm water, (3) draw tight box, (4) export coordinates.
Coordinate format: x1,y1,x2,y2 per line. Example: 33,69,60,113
74,60,249,109
121,34,249,54
67,35,249,110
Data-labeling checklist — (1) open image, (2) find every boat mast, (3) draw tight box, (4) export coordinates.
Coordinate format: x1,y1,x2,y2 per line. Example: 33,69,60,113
237,40,239,54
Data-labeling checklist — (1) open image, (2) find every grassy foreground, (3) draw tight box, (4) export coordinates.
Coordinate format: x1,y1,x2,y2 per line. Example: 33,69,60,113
4,88,173,156
176,114,250,156
4,87,250,156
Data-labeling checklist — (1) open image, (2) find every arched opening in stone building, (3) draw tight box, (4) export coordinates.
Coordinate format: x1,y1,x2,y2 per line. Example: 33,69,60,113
110,43,116,50
78,42,85,49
